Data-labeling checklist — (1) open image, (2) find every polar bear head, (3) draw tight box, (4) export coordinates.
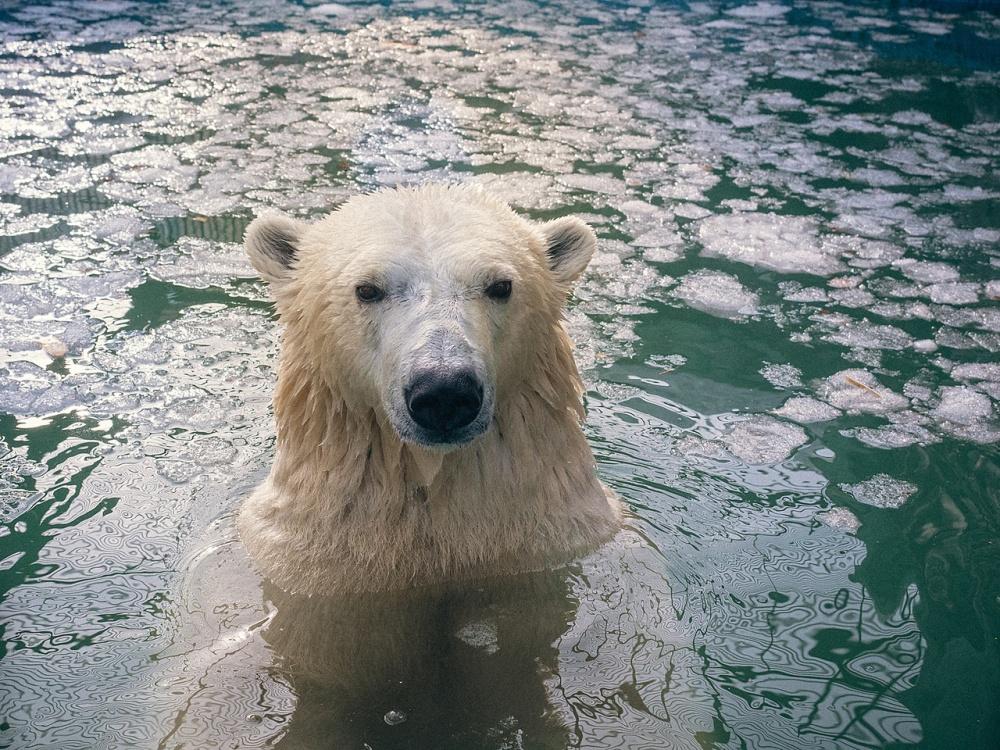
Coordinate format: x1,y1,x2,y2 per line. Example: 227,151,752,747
245,184,595,451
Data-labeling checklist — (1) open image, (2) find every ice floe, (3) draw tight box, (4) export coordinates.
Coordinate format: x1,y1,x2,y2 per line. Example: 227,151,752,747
816,507,860,533
816,370,909,414
840,474,918,509
773,396,841,424
673,270,759,320
719,416,808,464
697,214,846,276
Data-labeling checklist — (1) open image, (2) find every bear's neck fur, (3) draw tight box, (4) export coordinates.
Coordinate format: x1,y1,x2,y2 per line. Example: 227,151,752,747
238,322,620,595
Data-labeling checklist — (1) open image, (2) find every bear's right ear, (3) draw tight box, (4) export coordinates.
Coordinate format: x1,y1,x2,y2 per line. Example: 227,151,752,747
244,211,307,287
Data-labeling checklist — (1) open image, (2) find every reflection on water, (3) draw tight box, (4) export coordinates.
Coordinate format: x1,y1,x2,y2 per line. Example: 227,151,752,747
257,564,578,748
0,1,998,748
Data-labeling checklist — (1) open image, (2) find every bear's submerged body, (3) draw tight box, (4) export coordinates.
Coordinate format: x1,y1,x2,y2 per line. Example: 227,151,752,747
239,185,620,595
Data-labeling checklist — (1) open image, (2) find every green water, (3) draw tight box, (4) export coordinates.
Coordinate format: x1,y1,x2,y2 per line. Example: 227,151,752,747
1,1,998,748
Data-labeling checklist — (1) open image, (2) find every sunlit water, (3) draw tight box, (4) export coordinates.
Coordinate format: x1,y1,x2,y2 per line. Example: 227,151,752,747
1,1,998,748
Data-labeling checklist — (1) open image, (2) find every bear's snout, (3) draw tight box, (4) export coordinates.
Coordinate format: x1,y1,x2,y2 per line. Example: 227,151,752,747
405,368,484,437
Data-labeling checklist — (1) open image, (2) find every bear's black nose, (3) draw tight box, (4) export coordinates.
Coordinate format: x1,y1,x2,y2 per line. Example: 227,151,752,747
405,369,484,435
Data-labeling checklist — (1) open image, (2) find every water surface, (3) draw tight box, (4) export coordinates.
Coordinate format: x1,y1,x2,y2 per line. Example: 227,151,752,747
1,1,998,748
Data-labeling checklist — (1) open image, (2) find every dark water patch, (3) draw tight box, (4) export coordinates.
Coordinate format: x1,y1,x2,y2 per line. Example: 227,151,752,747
449,159,546,176
754,75,839,104
0,220,67,256
149,213,253,247
5,188,112,217
123,278,268,331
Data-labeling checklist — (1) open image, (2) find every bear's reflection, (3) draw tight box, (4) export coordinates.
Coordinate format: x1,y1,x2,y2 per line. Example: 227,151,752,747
263,568,579,749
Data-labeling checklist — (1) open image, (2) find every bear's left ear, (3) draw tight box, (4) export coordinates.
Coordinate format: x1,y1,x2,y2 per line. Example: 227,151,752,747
244,211,308,287
540,216,596,287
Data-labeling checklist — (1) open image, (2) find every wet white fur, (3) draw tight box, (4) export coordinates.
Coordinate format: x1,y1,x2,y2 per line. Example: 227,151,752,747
239,184,620,594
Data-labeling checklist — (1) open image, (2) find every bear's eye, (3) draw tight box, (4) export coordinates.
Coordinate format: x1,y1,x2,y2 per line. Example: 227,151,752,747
355,284,385,303
485,280,512,301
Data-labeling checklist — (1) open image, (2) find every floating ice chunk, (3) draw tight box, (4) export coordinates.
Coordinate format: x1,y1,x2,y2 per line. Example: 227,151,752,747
888,108,932,126
657,182,708,202
557,173,624,195
847,422,937,449
619,200,663,219
0,165,42,193
849,168,908,187
895,260,958,283
816,370,909,414
841,475,917,509
903,380,934,402
870,278,923,300
826,320,913,350
0,213,58,238
673,203,711,220
309,3,354,16
60,271,144,306
845,241,905,269
816,507,860,534
975,382,1000,401
756,91,804,111
646,353,687,372
933,327,993,351
0,202,19,223
931,385,996,444
830,213,891,239
760,363,803,389
942,185,999,202
1,241,62,275
912,339,937,353
907,19,952,35
719,416,807,464
829,288,875,308
642,244,685,263
932,386,993,425
951,363,1000,383
726,2,789,19
0,362,79,416
926,282,980,305
67,206,152,243
615,135,660,151
828,275,863,289
773,396,841,423
971,309,1000,334
779,282,827,303
869,301,934,321
633,226,684,262
722,199,758,212
471,173,559,211
150,237,255,289
673,270,759,320
697,213,845,276
110,145,198,193
811,114,887,136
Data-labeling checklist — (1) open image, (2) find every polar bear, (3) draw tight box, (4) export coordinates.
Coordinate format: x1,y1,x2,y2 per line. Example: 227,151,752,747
239,184,620,594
